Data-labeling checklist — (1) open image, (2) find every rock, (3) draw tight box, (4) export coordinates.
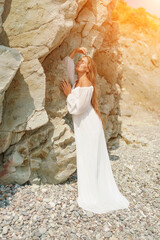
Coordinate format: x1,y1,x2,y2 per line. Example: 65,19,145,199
2,0,158,189
2,226,8,235
0,46,24,154
104,231,112,238
109,237,119,240
103,224,110,232
86,211,94,217
0,1,5,34
151,54,159,67
38,227,47,235
96,233,101,240
49,202,56,208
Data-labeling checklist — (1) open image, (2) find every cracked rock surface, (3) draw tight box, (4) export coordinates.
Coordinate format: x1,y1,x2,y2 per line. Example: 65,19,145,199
0,0,121,185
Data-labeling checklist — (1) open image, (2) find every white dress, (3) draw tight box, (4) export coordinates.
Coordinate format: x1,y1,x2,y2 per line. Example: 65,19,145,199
63,56,130,214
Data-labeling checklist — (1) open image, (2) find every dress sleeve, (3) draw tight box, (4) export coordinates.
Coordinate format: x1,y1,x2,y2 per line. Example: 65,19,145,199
63,56,77,86
66,87,93,115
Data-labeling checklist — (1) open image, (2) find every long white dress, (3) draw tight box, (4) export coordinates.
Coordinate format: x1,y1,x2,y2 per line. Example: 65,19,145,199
63,56,129,214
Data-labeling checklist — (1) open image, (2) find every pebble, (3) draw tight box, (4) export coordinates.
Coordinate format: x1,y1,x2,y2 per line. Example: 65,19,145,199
104,231,112,238
103,225,110,232
86,211,94,218
96,233,101,239
39,227,47,235
2,226,8,235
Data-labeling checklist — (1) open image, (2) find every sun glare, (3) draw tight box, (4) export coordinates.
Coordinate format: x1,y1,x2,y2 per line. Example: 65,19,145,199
124,0,160,18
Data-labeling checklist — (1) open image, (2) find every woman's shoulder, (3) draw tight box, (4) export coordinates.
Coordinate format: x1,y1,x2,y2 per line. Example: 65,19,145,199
72,85,94,93
79,80,93,88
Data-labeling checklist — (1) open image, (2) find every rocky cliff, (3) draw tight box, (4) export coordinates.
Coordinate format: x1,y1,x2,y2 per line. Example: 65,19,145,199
0,0,121,185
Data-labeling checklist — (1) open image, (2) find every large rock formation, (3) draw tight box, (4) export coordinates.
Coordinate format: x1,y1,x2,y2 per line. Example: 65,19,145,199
0,0,121,185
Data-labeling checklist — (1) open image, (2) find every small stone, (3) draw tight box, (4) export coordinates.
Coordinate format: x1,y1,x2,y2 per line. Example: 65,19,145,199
74,211,80,217
71,228,76,233
96,233,101,240
103,224,110,232
41,188,47,193
49,201,55,208
109,237,119,240
46,205,52,210
39,227,47,235
70,205,74,211
86,211,94,217
34,231,41,237
147,236,154,240
48,229,54,237
43,198,50,202
2,226,8,235
104,231,112,238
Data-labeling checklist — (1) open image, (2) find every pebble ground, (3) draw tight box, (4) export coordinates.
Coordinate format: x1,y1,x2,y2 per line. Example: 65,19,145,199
0,120,160,240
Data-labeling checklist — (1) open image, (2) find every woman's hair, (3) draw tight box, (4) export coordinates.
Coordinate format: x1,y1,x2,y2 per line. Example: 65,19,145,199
84,56,105,130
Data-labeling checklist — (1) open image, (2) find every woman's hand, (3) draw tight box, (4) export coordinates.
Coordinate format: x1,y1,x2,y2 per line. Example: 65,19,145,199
69,47,88,59
75,47,88,55
60,79,72,97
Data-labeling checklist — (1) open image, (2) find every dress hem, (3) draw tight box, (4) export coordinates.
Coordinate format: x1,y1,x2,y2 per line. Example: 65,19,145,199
76,198,129,214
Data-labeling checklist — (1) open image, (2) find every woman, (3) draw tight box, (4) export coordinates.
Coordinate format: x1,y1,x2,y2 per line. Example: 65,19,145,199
60,47,129,214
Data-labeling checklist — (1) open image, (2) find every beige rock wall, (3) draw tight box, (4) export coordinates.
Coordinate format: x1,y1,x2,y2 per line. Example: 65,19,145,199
119,31,160,118
0,0,121,185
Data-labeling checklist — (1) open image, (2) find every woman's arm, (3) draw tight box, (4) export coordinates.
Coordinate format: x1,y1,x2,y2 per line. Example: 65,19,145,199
66,87,93,115
69,48,78,59
62,47,88,86
69,47,88,59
